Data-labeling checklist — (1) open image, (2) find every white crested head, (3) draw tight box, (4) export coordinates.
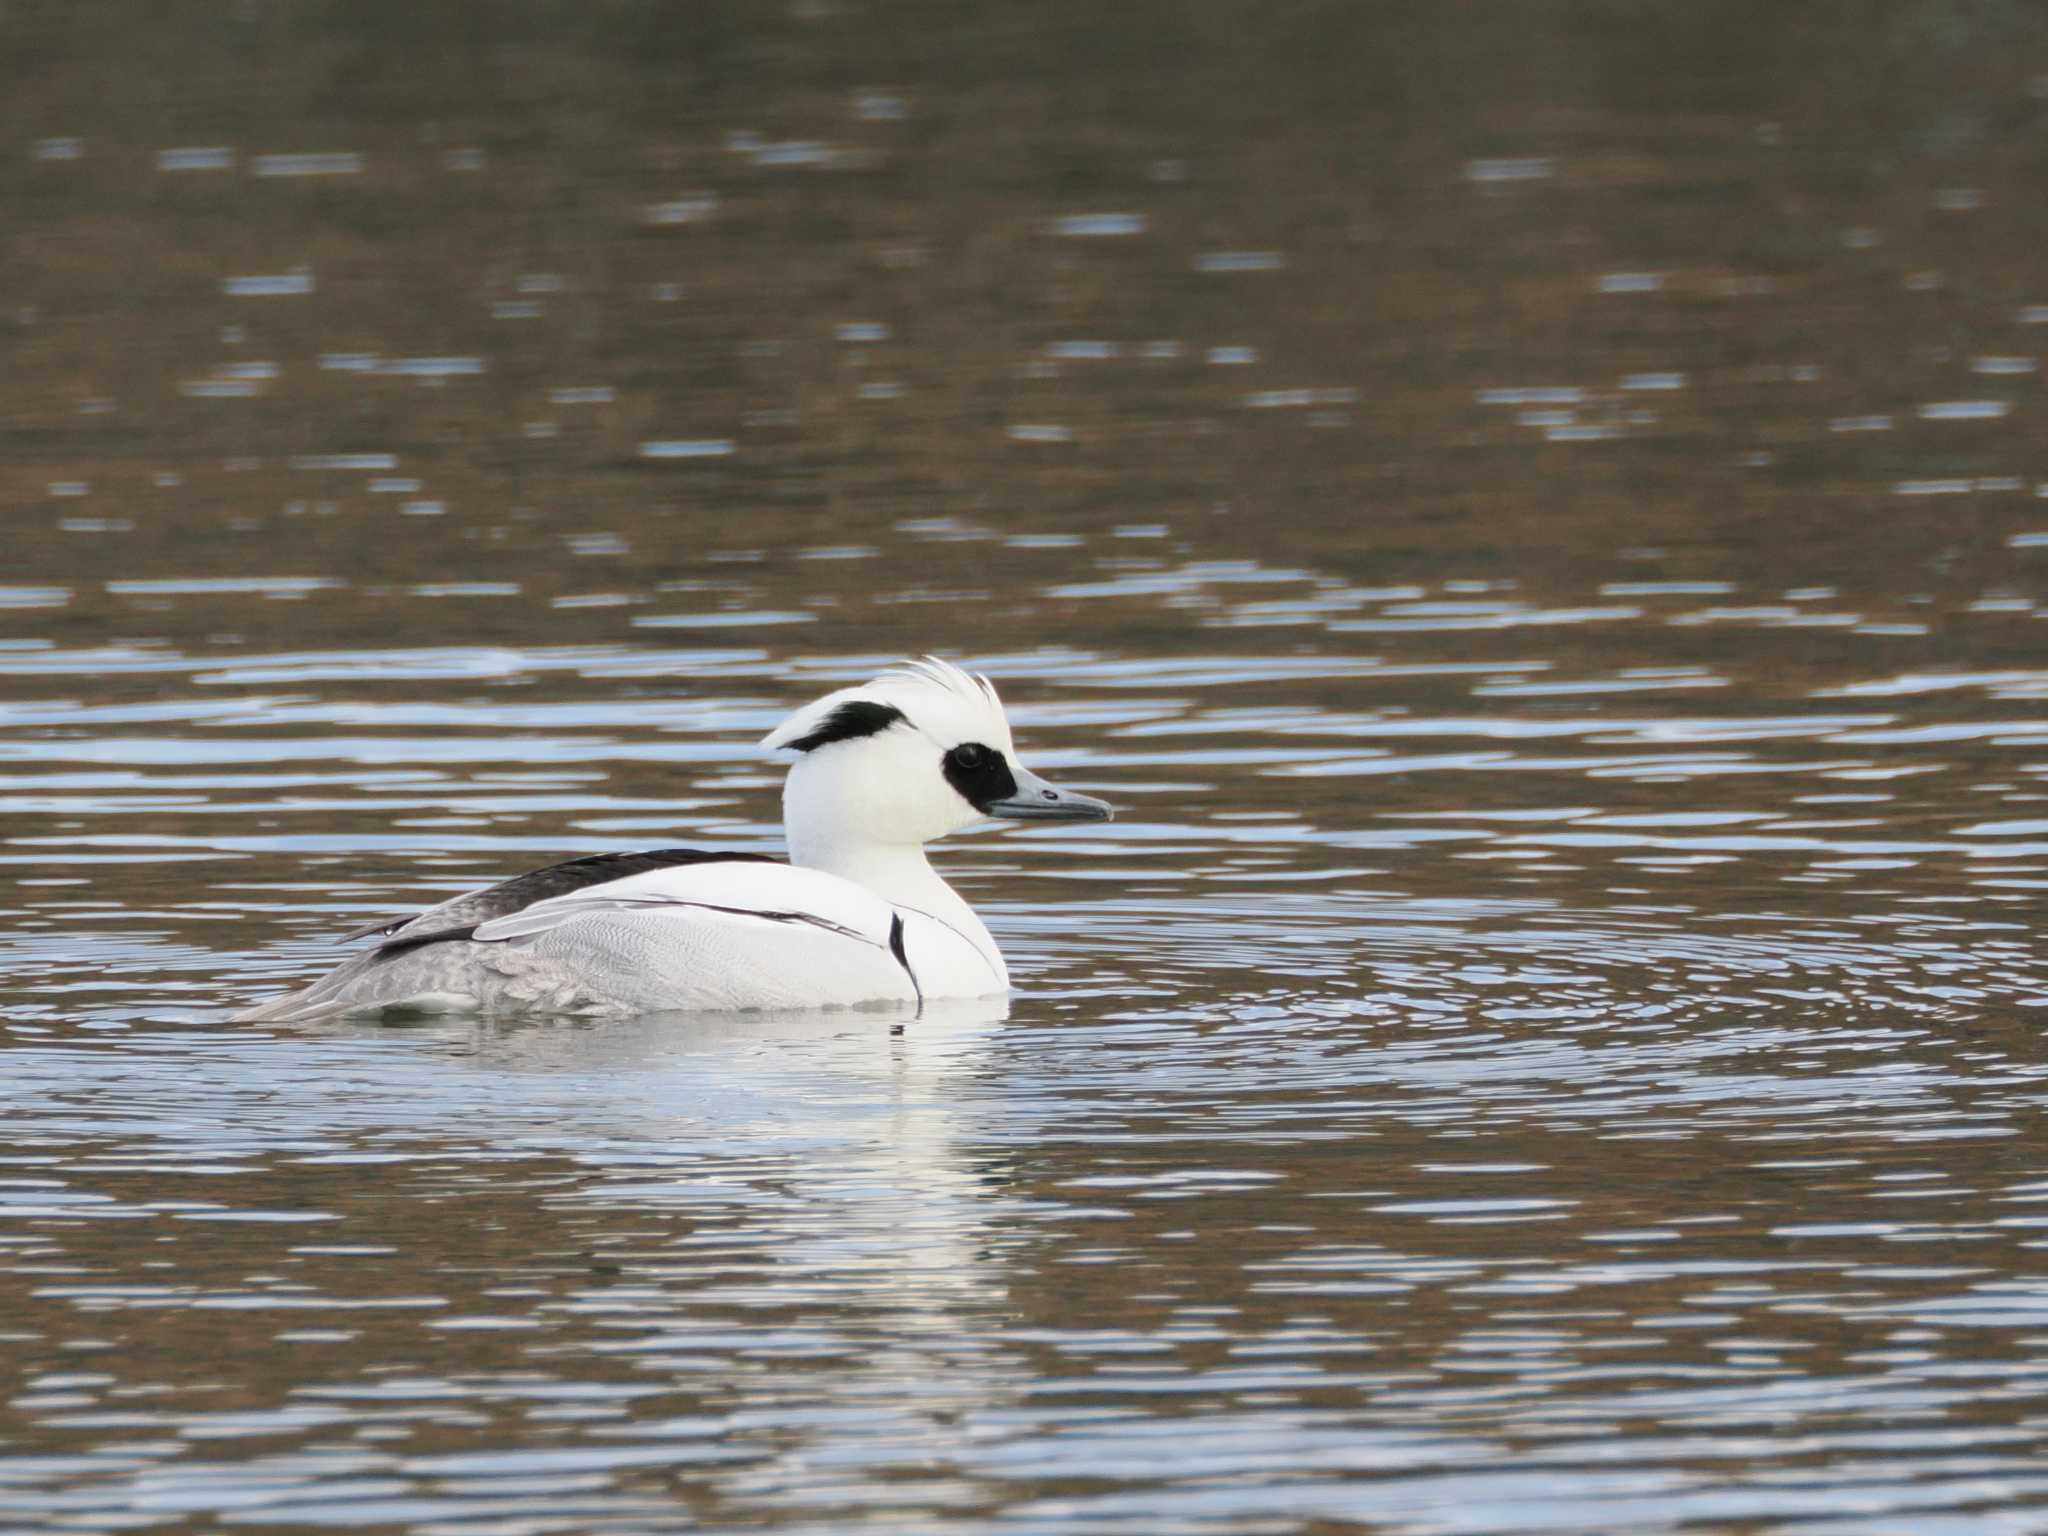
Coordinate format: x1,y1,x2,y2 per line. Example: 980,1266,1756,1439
761,657,1109,864
761,656,1014,762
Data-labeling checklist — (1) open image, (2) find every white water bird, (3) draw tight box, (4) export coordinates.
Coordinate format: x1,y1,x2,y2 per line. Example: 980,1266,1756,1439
234,658,1111,1021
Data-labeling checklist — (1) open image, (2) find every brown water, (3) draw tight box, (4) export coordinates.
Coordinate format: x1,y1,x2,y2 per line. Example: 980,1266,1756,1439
8,4,2048,1531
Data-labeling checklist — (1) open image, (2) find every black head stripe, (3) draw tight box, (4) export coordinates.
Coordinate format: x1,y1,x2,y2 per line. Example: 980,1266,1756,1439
942,742,1018,811
784,700,908,753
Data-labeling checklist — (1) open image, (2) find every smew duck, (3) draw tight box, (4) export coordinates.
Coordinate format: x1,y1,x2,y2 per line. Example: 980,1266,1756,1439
233,658,1110,1020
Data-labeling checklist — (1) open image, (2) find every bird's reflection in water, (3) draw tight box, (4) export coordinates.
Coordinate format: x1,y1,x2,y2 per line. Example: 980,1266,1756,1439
319,995,1022,1339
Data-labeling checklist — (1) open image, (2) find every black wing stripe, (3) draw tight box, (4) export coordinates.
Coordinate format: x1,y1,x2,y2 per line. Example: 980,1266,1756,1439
371,924,480,960
371,896,883,961
586,900,879,946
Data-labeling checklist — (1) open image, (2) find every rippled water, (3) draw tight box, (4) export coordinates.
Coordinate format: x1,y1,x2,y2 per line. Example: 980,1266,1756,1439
11,4,2048,1532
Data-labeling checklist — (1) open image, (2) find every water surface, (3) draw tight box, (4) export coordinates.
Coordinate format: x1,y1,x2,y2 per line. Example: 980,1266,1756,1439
7,4,2048,1532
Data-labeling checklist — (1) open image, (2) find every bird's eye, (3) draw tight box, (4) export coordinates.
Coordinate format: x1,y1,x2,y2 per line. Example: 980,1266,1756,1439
940,740,1017,811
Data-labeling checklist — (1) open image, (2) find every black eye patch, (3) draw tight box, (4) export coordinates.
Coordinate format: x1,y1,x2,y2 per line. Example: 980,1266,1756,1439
942,741,1018,810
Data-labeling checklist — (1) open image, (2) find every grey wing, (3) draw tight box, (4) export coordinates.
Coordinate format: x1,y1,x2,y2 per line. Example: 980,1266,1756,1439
342,849,781,951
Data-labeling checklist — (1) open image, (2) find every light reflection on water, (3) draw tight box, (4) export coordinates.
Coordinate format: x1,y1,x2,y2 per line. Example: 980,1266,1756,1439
9,914,2048,1532
9,625,2048,1530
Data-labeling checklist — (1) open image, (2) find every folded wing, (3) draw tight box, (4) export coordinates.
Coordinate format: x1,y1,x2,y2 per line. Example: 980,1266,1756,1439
465,861,915,1012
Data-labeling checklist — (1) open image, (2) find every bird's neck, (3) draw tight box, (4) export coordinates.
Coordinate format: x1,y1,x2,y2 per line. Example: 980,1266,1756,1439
787,827,1002,979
